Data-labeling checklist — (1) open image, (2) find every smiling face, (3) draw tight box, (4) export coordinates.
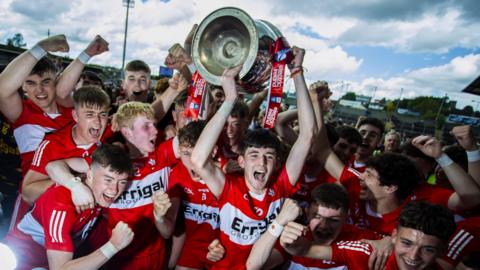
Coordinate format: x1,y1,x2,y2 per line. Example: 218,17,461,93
23,72,57,110
86,164,129,207
357,124,382,158
308,204,346,245
333,137,359,164
359,167,396,201
392,227,444,270
123,115,158,156
224,116,248,147
179,144,202,181
239,147,277,194
72,104,109,145
122,70,151,102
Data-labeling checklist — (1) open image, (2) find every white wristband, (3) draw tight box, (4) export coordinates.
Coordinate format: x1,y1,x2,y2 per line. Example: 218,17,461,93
436,153,454,168
77,51,91,64
29,44,47,60
466,150,480,162
100,241,118,259
268,220,284,238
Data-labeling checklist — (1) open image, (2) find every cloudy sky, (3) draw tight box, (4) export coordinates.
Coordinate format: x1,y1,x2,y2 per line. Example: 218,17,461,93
1,0,480,109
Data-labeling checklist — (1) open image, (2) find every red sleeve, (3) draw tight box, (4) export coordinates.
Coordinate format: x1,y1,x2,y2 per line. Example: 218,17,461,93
155,138,178,167
30,139,56,175
331,241,371,267
41,199,77,252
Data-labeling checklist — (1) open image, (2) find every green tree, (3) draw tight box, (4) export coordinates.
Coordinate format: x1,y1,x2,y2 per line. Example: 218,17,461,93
6,33,27,48
341,92,356,101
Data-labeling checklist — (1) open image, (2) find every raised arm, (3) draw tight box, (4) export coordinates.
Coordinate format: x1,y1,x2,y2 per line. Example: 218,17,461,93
55,35,109,107
0,35,68,122
190,66,242,198
309,82,345,181
412,135,480,211
451,125,480,186
273,109,298,145
246,199,301,270
285,47,317,186
47,221,133,270
152,190,180,239
151,72,188,122
247,89,268,124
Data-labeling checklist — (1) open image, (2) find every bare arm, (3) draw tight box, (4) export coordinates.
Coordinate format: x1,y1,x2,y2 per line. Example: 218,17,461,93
45,158,94,213
55,35,109,107
152,191,180,239
47,221,134,270
285,47,317,186
246,199,301,270
247,89,268,124
412,135,480,211
21,170,54,204
190,66,242,198
451,125,480,186
151,73,188,122
0,35,69,122
273,109,298,145
309,82,345,181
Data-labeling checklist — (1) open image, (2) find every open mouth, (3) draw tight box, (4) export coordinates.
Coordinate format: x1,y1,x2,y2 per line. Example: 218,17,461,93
403,258,420,268
103,193,116,204
133,91,143,96
190,169,200,179
35,94,48,100
89,127,101,138
253,171,266,182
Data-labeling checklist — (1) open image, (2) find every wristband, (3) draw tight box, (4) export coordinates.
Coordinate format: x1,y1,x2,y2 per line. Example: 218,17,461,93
467,149,480,162
268,220,284,238
436,153,454,168
218,100,234,117
77,51,91,64
100,241,118,259
29,44,47,60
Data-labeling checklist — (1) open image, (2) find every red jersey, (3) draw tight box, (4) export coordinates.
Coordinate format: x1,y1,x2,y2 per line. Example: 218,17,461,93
106,139,177,267
5,185,102,269
406,183,453,208
29,122,113,175
11,99,73,175
445,217,480,265
292,169,335,207
168,161,220,268
287,224,381,269
212,167,297,270
349,199,402,235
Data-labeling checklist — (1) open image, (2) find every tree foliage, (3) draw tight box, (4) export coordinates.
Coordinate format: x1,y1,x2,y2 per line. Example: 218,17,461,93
6,33,26,48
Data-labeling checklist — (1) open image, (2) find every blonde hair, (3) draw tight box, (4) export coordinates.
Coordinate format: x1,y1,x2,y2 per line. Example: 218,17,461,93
111,101,155,132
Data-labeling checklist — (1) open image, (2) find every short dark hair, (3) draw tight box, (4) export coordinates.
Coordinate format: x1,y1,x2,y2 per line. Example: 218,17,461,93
178,120,206,148
80,71,104,89
325,123,339,146
125,60,151,74
240,128,282,155
30,57,57,77
73,86,111,110
358,117,385,135
230,101,249,120
91,144,133,176
337,126,362,146
311,183,349,213
400,140,436,164
398,201,456,242
173,90,188,111
366,153,420,200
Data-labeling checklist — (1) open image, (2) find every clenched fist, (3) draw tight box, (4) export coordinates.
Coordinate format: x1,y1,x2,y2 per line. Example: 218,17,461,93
37,34,69,53
152,190,172,219
110,221,134,250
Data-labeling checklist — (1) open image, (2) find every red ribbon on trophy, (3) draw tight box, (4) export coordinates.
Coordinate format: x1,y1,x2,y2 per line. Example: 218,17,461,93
263,37,292,129
184,70,207,120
